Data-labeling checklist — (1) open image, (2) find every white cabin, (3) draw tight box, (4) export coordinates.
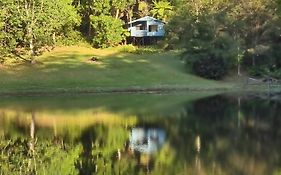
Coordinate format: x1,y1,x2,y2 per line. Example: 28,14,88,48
127,16,165,38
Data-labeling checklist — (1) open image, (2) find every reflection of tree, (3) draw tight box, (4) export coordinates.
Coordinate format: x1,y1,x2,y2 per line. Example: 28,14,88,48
1,94,281,174
75,124,135,175
145,94,281,175
75,125,96,174
0,112,80,175
28,112,36,174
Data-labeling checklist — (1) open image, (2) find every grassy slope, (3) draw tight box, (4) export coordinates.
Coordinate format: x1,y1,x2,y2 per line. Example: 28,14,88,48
0,46,232,94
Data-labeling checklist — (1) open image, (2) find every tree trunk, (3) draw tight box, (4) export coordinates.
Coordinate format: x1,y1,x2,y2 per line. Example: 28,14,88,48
88,22,91,37
25,0,36,61
127,7,133,23
52,32,56,48
28,27,35,59
252,37,258,67
252,55,256,66
116,9,120,19
237,97,241,128
237,63,241,76
87,10,92,37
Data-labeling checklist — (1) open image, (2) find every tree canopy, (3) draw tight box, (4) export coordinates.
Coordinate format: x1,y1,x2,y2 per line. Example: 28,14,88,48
165,0,281,79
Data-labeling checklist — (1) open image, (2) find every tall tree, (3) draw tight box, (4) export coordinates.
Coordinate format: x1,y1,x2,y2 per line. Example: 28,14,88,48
137,0,150,17
151,0,173,21
76,0,111,37
229,0,278,67
111,0,135,20
90,15,128,48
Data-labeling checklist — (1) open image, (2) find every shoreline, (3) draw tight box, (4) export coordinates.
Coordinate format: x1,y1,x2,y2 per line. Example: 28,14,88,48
1,85,280,97
1,83,280,98
0,86,233,97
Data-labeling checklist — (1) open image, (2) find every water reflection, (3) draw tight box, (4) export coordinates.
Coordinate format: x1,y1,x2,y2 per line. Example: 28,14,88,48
130,127,166,154
0,93,281,175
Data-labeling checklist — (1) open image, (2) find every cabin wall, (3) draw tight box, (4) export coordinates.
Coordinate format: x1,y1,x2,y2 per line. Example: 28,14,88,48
129,20,165,37
146,21,165,37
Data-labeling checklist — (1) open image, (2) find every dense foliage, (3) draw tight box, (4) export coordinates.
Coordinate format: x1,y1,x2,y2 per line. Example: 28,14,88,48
166,0,281,79
90,15,127,48
0,0,80,62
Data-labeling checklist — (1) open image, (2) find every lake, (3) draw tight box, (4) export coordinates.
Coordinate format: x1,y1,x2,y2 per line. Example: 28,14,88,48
0,92,281,175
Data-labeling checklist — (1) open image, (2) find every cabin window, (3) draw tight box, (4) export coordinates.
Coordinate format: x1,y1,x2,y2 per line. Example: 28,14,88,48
135,24,146,30
149,25,158,32
132,21,147,30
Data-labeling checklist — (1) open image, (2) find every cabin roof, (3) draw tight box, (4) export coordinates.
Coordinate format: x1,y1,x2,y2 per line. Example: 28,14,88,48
128,16,164,24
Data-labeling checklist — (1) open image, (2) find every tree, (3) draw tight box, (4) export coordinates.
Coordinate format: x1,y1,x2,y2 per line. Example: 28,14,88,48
151,0,173,22
75,0,112,37
111,0,135,20
165,0,236,79
0,0,25,62
90,15,128,48
0,0,80,63
165,0,281,78
138,1,150,17
43,0,81,45
228,0,278,67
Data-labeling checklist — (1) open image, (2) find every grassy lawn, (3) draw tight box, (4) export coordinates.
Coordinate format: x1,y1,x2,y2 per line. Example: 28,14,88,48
0,46,233,95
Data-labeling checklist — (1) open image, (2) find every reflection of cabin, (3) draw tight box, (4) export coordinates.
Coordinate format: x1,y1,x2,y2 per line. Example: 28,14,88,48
129,127,166,154
127,16,165,45
111,127,166,173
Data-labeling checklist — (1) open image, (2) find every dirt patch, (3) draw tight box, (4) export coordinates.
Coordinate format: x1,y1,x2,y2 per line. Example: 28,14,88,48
86,56,103,65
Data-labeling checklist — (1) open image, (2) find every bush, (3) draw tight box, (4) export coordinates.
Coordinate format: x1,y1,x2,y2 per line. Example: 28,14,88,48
118,44,137,53
249,66,281,79
134,46,161,55
182,34,236,80
192,55,227,80
57,30,87,46
118,45,162,55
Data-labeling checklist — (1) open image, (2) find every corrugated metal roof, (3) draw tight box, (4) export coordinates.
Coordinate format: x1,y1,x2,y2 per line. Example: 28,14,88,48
128,16,164,24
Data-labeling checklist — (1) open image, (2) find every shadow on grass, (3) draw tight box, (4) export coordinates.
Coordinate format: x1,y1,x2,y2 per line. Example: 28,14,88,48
3,51,154,74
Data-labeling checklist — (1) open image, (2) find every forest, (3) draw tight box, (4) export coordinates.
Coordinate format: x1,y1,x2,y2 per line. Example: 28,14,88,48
1,0,281,80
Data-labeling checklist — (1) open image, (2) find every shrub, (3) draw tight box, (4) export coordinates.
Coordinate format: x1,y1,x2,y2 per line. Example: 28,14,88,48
192,55,227,80
118,44,137,53
183,34,236,80
249,66,281,79
134,46,161,55
57,30,87,46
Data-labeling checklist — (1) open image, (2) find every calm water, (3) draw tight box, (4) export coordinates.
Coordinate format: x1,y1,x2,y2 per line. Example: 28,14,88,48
1,92,281,175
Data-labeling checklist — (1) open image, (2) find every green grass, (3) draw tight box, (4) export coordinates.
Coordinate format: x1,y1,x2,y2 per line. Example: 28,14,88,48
0,46,232,95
